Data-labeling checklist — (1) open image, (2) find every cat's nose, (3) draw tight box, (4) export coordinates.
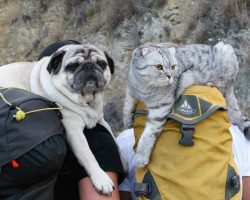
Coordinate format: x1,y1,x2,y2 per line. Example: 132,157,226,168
167,75,171,79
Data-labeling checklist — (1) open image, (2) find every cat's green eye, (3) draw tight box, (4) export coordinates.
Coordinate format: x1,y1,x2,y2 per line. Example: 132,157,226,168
170,65,176,70
155,64,163,70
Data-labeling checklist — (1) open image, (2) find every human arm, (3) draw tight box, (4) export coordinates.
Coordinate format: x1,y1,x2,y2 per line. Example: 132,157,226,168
242,176,250,200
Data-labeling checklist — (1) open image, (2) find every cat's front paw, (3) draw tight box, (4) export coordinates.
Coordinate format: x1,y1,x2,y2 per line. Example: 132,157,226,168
135,152,149,168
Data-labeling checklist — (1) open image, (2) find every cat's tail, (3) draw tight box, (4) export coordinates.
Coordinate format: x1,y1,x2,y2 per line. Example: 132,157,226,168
213,42,239,73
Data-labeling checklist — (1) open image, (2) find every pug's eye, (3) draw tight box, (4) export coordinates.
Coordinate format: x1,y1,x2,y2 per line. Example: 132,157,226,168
97,60,107,70
155,64,163,70
66,63,79,72
170,65,176,70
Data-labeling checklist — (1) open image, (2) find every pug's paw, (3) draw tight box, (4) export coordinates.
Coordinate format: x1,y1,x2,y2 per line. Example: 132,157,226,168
90,168,114,195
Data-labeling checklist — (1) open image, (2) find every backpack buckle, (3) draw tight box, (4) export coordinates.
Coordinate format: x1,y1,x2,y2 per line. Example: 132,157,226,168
134,183,151,196
179,124,195,146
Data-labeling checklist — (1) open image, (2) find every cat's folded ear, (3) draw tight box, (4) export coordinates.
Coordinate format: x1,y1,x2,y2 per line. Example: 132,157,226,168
141,47,152,56
134,46,152,57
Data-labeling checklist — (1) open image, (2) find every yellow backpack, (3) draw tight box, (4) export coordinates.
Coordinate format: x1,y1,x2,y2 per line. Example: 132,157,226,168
133,86,241,200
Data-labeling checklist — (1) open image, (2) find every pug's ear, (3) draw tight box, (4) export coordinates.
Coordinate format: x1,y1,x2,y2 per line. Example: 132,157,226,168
47,50,66,74
104,51,114,74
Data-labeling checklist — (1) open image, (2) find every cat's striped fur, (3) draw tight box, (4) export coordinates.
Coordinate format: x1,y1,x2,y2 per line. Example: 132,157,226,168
124,42,250,168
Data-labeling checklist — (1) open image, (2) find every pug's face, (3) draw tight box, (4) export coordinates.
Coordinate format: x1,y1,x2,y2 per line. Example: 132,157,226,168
47,44,114,96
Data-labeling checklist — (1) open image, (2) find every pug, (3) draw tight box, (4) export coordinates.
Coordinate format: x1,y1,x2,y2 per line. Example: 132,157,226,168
0,44,117,195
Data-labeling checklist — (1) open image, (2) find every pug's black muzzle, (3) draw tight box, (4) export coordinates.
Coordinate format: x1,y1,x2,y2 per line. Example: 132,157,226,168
72,62,105,93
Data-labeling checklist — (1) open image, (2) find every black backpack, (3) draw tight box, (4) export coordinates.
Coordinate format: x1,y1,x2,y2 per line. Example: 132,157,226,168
0,87,64,167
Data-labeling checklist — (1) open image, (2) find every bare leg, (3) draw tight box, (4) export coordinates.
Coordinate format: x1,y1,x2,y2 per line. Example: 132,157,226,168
79,172,120,200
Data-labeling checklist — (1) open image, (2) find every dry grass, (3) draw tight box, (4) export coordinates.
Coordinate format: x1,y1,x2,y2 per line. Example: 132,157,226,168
187,0,249,43
39,0,49,13
98,0,138,32
186,0,211,43
191,21,211,43
64,0,100,26
215,0,249,29
64,0,167,33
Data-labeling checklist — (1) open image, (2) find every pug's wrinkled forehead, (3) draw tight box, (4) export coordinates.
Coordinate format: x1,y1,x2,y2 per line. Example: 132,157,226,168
59,44,106,66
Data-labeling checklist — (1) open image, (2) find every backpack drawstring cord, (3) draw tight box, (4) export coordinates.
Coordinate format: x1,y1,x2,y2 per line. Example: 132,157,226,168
0,90,63,121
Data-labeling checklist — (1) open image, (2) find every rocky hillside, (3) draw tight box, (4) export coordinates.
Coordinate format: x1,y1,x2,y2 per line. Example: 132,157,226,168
0,0,249,133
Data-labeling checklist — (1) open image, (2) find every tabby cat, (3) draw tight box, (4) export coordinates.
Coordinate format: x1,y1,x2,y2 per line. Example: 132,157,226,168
124,42,250,168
